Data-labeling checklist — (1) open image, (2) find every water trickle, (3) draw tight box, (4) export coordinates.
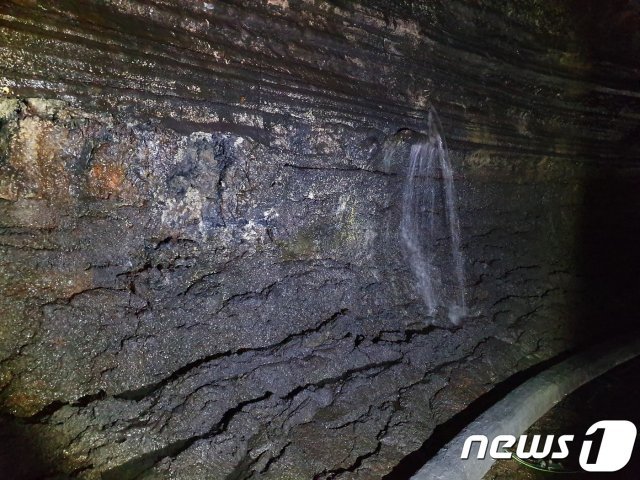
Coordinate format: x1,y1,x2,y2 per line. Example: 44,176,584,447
400,109,466,325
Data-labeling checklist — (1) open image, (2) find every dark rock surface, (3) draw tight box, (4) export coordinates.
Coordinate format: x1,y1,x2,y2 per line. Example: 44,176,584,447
1,1,640,478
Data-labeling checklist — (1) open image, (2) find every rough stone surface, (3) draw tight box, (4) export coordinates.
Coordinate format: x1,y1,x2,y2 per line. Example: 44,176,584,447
1,1,640,479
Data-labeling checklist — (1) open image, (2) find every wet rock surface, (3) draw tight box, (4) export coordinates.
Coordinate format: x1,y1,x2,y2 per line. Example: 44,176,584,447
1,1,640,478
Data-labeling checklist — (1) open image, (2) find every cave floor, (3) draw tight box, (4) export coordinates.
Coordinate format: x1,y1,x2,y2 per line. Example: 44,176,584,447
483,355,640,480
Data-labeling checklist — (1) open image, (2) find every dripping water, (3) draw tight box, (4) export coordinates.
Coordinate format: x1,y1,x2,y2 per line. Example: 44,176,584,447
399,109,467,325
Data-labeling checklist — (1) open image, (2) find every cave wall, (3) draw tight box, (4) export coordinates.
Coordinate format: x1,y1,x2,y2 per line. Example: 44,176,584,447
1,1,639,478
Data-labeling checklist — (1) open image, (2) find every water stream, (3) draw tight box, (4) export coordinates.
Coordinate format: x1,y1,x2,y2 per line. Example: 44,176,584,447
396,109,467,324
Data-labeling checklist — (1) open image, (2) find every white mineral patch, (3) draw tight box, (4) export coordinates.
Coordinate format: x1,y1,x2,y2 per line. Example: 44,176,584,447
267,0,289,9
0,98,20,121
263,207,278,219
241,219,264,242
25,98,67,119
336,195,349,214
232,112,263,128
189,131,214,142
160,187,205,229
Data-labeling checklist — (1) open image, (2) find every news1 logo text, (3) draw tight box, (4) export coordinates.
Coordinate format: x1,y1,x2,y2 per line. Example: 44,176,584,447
462,420,637,473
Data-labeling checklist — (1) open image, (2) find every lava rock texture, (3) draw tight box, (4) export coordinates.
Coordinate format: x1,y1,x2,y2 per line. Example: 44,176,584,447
1,1,640,479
